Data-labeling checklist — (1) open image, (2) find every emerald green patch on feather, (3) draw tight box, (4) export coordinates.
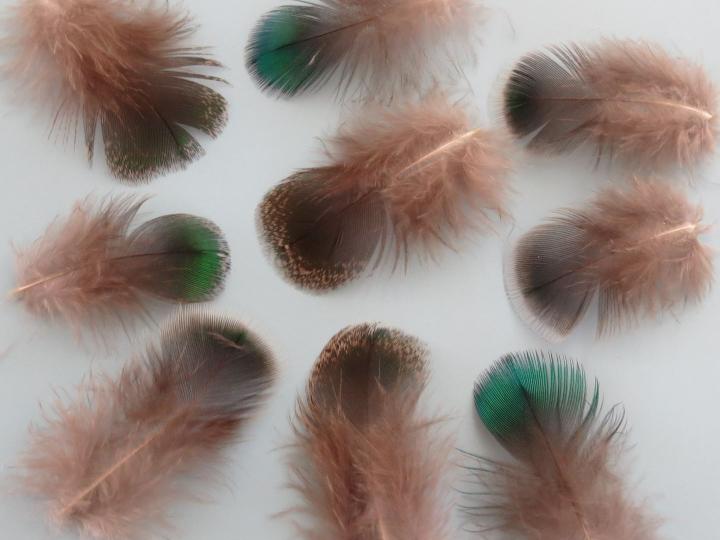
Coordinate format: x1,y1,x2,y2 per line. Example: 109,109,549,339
127,214,230,303
173,218,228,301
246,7,320,96
473,352,595,447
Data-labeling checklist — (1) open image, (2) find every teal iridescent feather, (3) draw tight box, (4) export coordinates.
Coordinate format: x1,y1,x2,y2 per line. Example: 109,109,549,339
465,353,659,538
473,352,609,458
246,5,337,97
245,0,481,99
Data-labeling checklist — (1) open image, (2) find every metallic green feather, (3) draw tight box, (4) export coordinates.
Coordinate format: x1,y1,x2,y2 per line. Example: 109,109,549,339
473,352,609,458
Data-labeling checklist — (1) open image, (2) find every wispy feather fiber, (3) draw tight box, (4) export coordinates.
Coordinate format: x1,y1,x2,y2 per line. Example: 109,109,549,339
20,311,276,539
506,180,712,340
246,0,484,99
289,324,452,540
14,196,230,333
4,0,227,181
467,352,660,539
259,94,511,290
504,40,717,171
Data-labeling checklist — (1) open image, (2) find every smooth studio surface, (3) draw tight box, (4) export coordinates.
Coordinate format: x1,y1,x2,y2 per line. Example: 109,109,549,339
1,0,719,538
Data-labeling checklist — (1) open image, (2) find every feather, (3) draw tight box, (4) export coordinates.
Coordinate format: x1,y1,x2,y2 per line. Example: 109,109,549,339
504,40,717,171
288,323,452,540
3,0,227,182
465,352,660,539
245,0,483,99
258,94,511,291
19,310,276,540
13,196,230,332
505,180,712,341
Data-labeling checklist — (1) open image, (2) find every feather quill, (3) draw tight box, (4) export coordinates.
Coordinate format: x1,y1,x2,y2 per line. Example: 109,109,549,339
288,323,452,540
13,196,230,332
504,40,717,171
19,310,276,539
245,0,483,99
3,0,227,181
465,352,660,539
259,94,511,291
505,180,712,341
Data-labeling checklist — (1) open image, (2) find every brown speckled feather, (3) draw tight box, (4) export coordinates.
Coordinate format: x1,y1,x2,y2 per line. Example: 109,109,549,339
288,324,452,540
4,0,227,181
259,94,512,291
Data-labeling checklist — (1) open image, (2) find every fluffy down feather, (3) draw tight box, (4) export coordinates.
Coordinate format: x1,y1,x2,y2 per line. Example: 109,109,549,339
467,352,660,540
288,324,452,540
504,40,717,171
505,180,713,341
19,311,276,539
13,196,230,333
259,94,511,291
3,0,227,181
246,0,484,99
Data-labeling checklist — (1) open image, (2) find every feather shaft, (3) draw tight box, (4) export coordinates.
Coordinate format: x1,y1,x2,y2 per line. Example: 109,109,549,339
246,0,482,99
398,128,484,177
21,310,276,538
536,96,713,120
56,423,171,519
259,94,510,290
14,196,231,331
503,40,718,171
12,250,223,296
522,220,704,294
466,353,660,539
506,180,712,340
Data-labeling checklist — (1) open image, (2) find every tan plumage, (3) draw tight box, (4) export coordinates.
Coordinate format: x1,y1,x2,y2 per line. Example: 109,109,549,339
13,196,230,334
246,0,485,99
259,94,512,291
20,311,276,539
4,0,227,181
468,353,660,539
504,40,717,172
506,180,713,341
288,324,452,540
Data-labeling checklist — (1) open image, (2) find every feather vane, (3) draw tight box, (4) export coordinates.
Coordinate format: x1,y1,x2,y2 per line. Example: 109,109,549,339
504,40,717,171
245,0,483,99
259,94,511,290
14,196,230,331
505,180,712,340
467,352,659,539
289,324,451,540
19,310,276,539
4,0,228,181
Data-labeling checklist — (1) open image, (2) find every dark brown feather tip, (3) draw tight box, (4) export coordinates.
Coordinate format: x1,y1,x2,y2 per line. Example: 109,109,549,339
308,323,427,420
258,171,387,291
7,0,228,182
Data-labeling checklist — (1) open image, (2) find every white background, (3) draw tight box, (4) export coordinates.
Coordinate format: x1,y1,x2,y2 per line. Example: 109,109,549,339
1,0,719,538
